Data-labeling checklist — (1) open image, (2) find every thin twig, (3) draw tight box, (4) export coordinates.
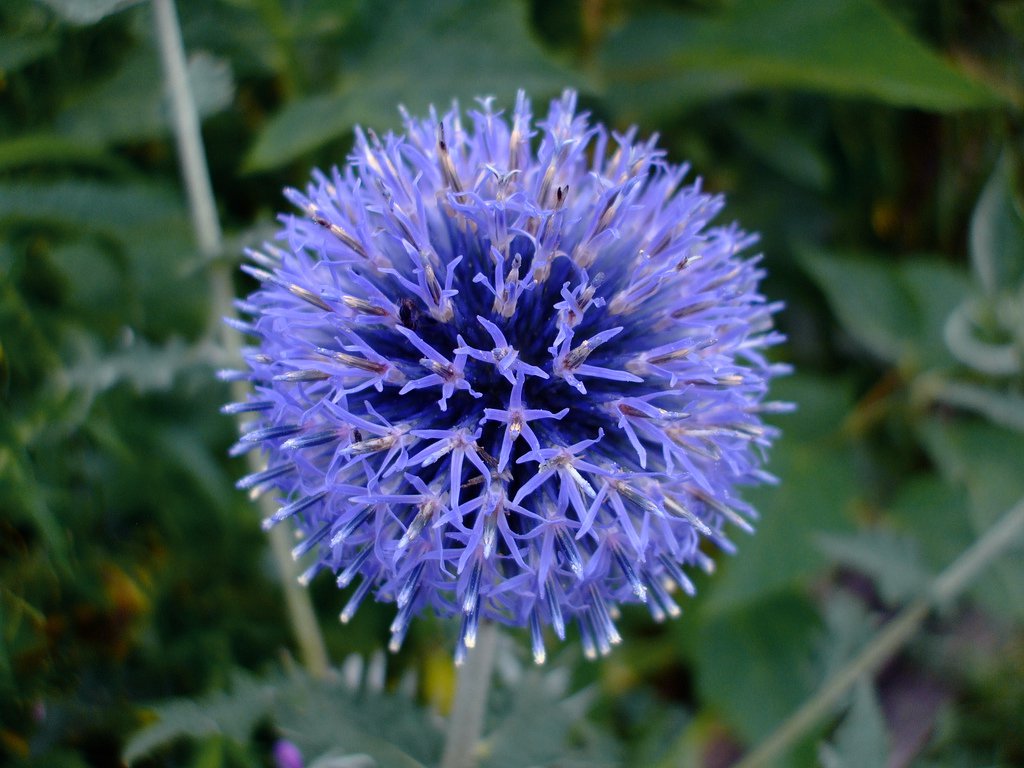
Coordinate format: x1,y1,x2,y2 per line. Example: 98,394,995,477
152,0,329,679
441,623,501,768
735,494,1024,768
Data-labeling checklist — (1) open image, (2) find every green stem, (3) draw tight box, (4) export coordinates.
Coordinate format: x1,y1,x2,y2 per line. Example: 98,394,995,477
440,623,500,768
151,0,220,257
735,494,1024,768
152,0,329,679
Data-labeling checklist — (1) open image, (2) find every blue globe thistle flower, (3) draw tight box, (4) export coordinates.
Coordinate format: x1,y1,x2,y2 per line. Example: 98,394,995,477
225,91,788,663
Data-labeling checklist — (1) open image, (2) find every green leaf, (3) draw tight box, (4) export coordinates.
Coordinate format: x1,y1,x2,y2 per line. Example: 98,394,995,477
123,701,223,764
918,419,1024,619
124,672,275,763
802,250,969,369
996,2,1024,43
0,181,207,334
47,241,125,318
61,334,214,402
819,679,889,768
155,425,235,511
625,700,691,768
600,0,1003,122
929,380,1024,432
185,51,236,118
0,34,58,71
816,529,931,605
0,410,69,563
270,663,440,767
245,0,580,170
815,591,876,681
0,600,11,687
246,93,352,171
484,667,595,768
0,179,187,237
696,592,822,742
194,738,229,768
37,0,143,25
728,112,833,191
57,49,234,145
804,252,917,364
307,752,377,768
887,475,972,574
0,134,119,172
706,375,858,611
900,261,974,368
969,153,1024,296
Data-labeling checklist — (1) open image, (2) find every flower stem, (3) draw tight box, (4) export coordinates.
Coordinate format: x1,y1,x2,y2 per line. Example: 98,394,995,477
152,0,329,679
440,623,500,768
151,0,220,257
735,494,1024,768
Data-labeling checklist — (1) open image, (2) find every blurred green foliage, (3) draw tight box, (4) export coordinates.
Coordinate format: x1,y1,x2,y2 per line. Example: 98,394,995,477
2,0,1023,766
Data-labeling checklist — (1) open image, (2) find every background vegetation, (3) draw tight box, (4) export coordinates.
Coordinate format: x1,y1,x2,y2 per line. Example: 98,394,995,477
2,0,1023,766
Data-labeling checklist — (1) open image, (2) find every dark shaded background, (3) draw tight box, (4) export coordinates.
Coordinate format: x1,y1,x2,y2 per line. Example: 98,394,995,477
2,0,1023,766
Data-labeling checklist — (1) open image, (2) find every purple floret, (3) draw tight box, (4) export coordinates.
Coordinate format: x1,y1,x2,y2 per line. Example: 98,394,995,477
226,91,788,663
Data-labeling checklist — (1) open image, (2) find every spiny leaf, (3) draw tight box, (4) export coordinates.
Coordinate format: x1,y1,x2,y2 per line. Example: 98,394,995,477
819,679,889,768
123,701,223,765
125,659,441,767
484,668,591,768
272,667,438,768
60,335,220,400
124,672,275,764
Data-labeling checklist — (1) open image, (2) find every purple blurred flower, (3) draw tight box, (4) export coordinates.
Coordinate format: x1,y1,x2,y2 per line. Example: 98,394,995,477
225,91,787,663
273,739,304,768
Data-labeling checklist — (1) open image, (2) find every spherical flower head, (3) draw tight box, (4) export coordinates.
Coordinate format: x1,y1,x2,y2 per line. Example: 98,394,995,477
226,91,788,663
